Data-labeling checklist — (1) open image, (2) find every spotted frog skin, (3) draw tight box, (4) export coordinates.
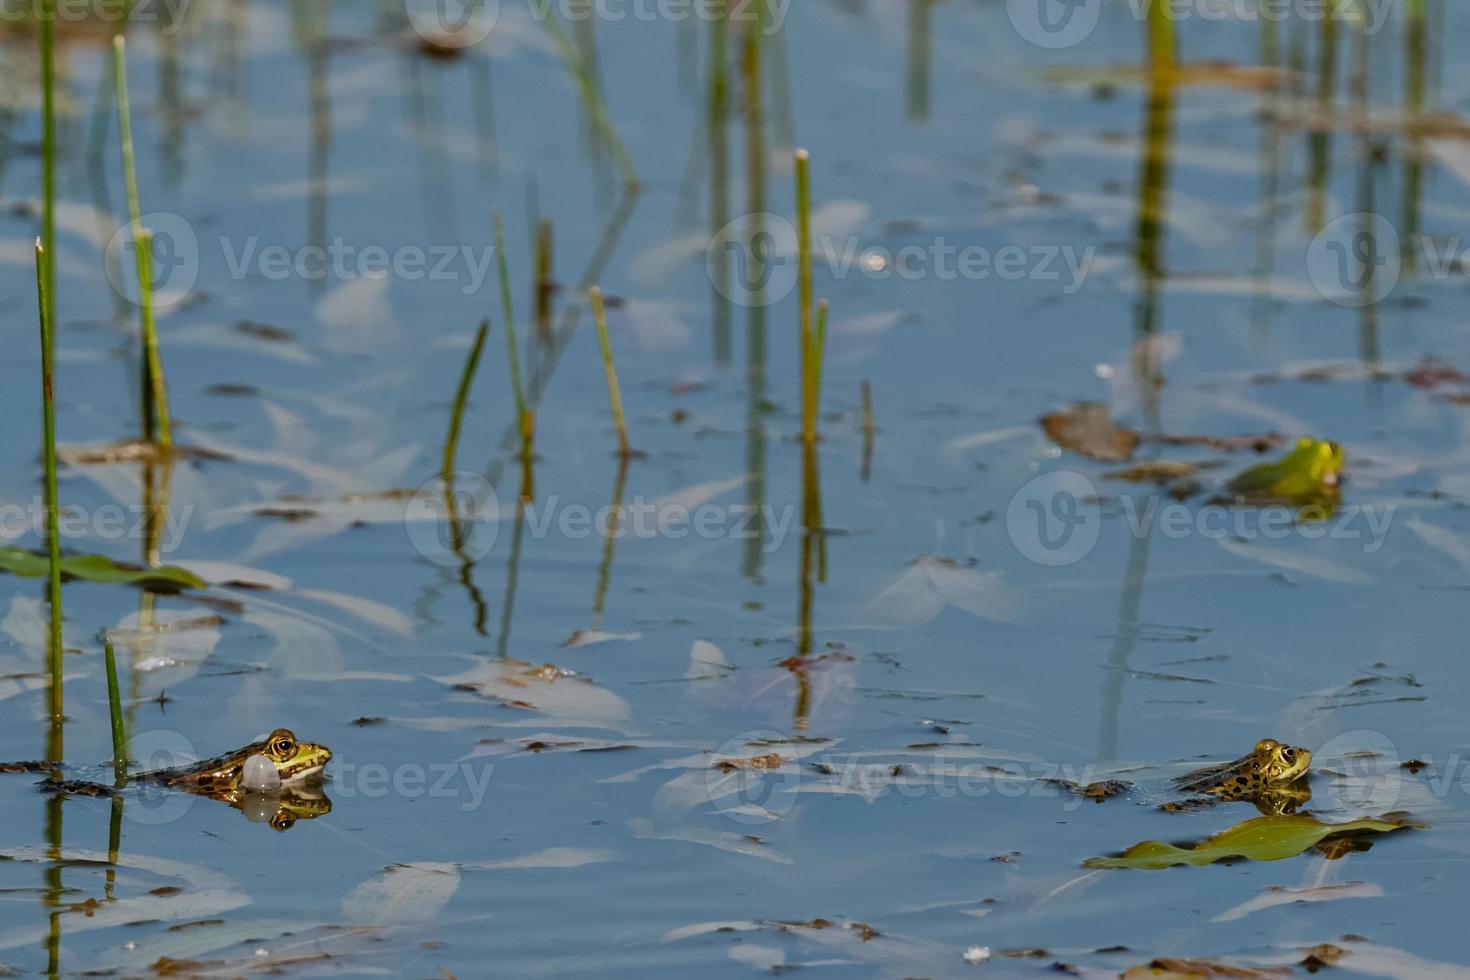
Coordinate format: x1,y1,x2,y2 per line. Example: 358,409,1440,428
15,729,333,830
133,728,332,795
1172,739,1312,812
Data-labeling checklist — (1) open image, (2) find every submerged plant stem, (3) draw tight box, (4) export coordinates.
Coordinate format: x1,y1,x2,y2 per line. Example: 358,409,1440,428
35,242,62,721
590,287,632,458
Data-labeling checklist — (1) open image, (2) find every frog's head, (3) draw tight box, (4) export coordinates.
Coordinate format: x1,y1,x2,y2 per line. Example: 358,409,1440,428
257,729,333,784
1253,738,1312,784
1293,437,1345,486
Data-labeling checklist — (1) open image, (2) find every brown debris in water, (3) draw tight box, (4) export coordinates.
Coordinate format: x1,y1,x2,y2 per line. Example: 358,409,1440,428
1041,403,1139,462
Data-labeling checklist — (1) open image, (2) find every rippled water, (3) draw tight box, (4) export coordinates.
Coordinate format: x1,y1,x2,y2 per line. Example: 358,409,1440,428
2,1,1470,975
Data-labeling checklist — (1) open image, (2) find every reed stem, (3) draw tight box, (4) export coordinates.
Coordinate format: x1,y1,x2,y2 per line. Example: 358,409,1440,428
1147,0,1176,70
103,639,127,780
113,36,172,448
810,298,828,425
39,0,56,306
444,320,489,480
35,242,63,721
589,287,632,458
795,149,813,442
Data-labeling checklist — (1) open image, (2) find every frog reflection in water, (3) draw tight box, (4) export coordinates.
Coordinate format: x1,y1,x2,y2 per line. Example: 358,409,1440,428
30,729,333,832
1226,437,1345,511
1170,739,1313,815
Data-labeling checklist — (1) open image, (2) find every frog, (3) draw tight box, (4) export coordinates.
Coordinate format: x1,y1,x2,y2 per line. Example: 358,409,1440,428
1225,437,1345,507
9,729,333,829
1168,738,1313,815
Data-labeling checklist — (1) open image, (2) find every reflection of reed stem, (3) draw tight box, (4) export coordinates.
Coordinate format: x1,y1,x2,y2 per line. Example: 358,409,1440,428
535,220,554,342
39,0,56,312
495,211,536,495
861,380,875,482
742,18,768,580
592,458,630,627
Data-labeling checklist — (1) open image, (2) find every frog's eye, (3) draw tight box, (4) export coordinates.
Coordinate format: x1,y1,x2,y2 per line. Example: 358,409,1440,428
270,735,296,759
1280,747,1297,763
270,813,295,832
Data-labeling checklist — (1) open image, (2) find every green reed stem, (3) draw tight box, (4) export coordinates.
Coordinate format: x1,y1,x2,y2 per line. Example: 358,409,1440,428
589,287,632,458
103,639,127,777
35,242,63,721
810,298,828,425
795,148,813,443
494,210,535,459
39,0,56,306
444,320,489,480
1147,0,1175,70
113,36,172,448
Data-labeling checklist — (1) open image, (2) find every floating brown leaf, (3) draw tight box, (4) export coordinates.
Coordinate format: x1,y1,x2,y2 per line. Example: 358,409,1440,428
1042,403,1138,461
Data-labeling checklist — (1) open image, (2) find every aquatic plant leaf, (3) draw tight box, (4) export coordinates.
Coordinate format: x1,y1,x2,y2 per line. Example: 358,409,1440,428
1085,814,1413,870
1216,538,1371,586
862,556,1020,626
472,848,617,870
340,862,460,925
437,658,632,729
1041,403,1138,461
1213,881,1382,922
0,546,205,590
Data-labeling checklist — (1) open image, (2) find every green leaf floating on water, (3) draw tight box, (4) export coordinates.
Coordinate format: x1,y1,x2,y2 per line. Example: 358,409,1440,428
1085,814,1416,870
0,547,205,591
